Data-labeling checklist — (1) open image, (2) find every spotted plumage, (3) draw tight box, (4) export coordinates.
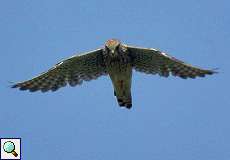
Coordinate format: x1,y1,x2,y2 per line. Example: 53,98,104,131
12,39,216,109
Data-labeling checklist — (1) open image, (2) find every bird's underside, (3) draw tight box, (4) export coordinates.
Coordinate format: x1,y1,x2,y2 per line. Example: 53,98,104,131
12,39,216,109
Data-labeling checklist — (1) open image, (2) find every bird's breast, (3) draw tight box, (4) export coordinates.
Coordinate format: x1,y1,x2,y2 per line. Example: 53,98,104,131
104,52,130,65
105,57,131,75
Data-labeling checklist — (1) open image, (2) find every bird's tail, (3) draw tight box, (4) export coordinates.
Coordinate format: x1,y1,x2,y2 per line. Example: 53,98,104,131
114,90,132,109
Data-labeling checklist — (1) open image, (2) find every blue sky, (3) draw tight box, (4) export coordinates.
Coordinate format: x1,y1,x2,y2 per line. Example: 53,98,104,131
0,0,229,159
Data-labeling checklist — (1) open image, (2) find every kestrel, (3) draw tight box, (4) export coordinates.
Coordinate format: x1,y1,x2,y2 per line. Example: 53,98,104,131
12,39,216,109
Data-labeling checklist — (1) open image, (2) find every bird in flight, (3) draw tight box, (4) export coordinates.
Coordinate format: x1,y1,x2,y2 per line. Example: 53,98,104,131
12,39,216,109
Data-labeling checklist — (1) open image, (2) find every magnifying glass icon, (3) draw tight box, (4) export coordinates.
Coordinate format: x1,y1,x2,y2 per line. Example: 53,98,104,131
3,141,18,157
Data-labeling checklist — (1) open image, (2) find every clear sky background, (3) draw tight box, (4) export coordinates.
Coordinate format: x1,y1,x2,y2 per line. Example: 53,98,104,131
0,0,229,159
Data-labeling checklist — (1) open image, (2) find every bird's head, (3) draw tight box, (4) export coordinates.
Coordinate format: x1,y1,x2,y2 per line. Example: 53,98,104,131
105,39,121,55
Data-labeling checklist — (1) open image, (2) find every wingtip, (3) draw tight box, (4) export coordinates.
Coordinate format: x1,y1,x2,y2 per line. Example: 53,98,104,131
8,81,18,89
11,84,18,88
9,82,28,91
211,68,219,74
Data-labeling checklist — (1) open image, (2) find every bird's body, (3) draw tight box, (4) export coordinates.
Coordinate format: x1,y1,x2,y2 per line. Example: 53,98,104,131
103,39,133,108
12,39,216,109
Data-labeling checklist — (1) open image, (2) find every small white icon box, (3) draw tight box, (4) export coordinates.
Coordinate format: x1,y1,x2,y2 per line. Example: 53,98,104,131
0,138,21,160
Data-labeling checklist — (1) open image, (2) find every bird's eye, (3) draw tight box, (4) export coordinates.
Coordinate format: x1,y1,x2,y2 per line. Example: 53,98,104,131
105,46,109,51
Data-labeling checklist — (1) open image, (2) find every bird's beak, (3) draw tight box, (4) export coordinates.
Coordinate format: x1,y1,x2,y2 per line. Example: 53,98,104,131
111,50,115,54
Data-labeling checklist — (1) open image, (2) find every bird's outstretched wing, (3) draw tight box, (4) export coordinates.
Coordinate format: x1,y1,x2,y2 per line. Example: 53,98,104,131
127,46,216,79
12,48,107,92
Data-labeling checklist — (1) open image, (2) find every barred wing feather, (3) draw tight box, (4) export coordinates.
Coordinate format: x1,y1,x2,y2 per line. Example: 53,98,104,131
12,49,107,92
127,46,216,79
